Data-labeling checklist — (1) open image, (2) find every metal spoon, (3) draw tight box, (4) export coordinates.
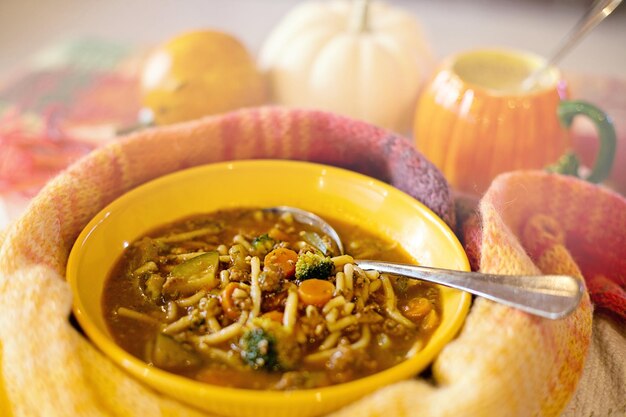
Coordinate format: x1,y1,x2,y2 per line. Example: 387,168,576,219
265,206,584,320
521,0,622,90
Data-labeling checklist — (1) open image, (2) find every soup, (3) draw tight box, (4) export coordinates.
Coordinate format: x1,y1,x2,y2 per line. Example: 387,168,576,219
452,49,555,93
102,208,441,390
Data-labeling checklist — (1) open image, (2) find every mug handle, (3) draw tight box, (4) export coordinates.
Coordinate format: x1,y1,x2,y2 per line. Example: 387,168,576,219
554,100,616,183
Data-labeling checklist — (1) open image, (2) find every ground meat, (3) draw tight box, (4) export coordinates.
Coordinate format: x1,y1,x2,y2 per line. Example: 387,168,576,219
258,267,283,292
261,290,288,312
298,309,325,341
380,318,409,338
369,317,410,339
228,268,250,283
367,290,386,307
325,342,377,383
357,305,384,324
232,296,252,315
342,325,362,343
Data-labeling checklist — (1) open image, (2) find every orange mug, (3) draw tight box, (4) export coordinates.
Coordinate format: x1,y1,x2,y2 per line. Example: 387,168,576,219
413,48,616,195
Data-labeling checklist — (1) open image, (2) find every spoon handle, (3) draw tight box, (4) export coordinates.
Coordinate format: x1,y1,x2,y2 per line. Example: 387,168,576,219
355,260,584,320
522,0,622,90
547,0,622,67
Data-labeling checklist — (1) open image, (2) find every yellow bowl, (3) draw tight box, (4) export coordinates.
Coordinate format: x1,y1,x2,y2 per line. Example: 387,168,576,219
66,160,471,417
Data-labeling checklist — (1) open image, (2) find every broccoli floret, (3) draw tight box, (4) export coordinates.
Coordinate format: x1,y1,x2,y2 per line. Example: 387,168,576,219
295,251,334,281
239,319,300,371
240,328,279,370
251,233,276,256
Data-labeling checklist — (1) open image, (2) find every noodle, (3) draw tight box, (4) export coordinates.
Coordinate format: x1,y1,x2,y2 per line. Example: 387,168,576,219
325,308,339,324
335,272,345,296
381,275,416,329
196,345,242,368
319,331,341,350
351,325,371,349
323,295,346,314
369,279,382,293
116,307,160,325
305,305,318,318
331,254,354,268
248,256,261,321
219,269,230,286
237,311,249,325
364,269,380,280
303,348,334,364
165,301,178,322
162,314,196,335
283,289,298,332
232,288,248,299
343,302,355,315
233,234,253,252
326,315,358,332
343,263,354,295
176,289,207,307
197,322,243,346
305,325,371,364
207,317,222,332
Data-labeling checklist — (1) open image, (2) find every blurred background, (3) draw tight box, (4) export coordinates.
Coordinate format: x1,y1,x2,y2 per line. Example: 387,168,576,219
0,0,624,226
0,0,625,76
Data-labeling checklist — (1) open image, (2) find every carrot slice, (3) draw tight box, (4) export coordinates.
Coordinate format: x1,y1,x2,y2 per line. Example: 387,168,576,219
262,310,284,323
402,297,432,321
298,279,335,307
264,247,298,278
221,282,245,320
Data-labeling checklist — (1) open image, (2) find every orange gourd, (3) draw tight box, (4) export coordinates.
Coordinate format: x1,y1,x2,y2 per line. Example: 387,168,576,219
413,49,615,195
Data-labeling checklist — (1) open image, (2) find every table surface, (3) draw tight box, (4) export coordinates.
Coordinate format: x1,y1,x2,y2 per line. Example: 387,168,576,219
0,0,625,78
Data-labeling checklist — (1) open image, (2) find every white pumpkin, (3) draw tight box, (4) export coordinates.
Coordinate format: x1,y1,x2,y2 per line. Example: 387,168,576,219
259,0,433,133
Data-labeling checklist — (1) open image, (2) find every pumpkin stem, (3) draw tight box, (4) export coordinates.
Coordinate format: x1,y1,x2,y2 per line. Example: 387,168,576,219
349,0,371,32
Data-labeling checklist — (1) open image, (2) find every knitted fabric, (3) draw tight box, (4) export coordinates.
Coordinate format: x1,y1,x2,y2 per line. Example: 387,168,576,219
0,108,594,416
464,172,626,321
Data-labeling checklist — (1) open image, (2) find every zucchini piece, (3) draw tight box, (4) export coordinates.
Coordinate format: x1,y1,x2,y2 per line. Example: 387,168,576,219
152,333,201,371
144,273,165,301
301,231,329,255
163,251,220,296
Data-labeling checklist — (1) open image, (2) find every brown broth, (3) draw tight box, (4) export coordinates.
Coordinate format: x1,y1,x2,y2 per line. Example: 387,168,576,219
102,208,441,390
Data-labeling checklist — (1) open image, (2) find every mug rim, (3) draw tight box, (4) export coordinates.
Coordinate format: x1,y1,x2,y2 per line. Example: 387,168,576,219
442,47,563,97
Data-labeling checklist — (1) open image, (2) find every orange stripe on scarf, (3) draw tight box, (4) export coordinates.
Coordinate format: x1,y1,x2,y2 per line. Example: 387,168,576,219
463,171,626,321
